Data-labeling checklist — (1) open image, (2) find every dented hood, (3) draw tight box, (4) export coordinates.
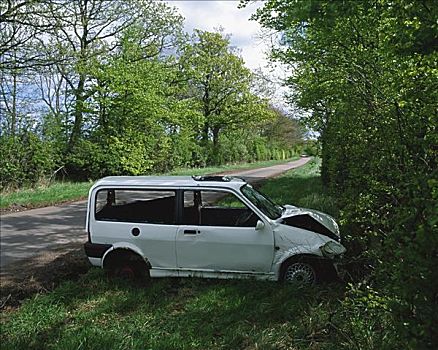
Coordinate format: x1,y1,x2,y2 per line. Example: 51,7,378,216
278,204,340,238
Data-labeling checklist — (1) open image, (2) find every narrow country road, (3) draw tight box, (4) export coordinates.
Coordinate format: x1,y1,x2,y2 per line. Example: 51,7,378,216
0,157,310,269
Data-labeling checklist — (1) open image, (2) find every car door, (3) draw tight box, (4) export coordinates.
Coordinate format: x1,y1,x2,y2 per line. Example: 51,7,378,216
176,189,274,273
92,188,178,268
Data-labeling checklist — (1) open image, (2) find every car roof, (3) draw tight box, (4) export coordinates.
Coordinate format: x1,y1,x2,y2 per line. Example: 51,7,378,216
90,175,247,191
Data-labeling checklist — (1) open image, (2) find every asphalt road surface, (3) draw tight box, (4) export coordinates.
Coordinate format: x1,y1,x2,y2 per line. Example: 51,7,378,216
0,157,311,269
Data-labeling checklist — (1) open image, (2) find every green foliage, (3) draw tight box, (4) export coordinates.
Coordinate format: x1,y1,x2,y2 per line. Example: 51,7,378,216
330,284,401,350
0,133,59,190
53,27,295,180
250,0,438,347
301,140,318,157
215,129,294,165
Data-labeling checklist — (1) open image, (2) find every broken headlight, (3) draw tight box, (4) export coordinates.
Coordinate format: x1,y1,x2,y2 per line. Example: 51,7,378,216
321,241,346,257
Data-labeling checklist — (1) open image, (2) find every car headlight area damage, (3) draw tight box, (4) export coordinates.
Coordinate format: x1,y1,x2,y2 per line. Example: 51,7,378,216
320,241,347,258
271,208,346,284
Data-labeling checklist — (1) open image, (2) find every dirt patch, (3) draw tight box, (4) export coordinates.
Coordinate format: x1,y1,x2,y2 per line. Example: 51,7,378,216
0,203,28,215
0,243,91,310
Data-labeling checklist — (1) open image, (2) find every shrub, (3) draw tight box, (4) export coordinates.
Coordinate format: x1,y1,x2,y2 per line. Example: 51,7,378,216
0,133,59,190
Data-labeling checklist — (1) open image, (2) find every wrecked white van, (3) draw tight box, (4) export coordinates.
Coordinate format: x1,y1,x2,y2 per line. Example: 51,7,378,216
84,175,346,285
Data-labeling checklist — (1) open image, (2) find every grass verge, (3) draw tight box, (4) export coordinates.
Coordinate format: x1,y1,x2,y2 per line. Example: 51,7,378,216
1,272,346,350
0,182,93,212
0,158,298,212
1,159,366,350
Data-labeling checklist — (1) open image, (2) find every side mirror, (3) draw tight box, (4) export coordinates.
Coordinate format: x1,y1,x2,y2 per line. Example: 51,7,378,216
255,220,265,231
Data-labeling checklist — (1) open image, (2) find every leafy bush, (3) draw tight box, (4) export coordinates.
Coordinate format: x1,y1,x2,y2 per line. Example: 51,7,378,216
0,133,59,190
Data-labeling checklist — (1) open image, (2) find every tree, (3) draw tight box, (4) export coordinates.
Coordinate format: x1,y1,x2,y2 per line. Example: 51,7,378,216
0,0,57,70
43,0,183,152
262,107,303,149
180,30,272,163
63,23,203,178
1,0,61,136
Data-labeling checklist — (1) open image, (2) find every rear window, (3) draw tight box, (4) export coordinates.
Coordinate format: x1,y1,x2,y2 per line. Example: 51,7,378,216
95,189,176,224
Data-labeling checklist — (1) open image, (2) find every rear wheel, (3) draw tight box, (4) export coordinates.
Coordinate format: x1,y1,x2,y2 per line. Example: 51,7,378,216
114,263,138,280
104,250,150,282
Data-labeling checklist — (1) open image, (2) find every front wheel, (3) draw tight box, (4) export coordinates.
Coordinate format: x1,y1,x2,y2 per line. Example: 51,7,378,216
282,260,317,286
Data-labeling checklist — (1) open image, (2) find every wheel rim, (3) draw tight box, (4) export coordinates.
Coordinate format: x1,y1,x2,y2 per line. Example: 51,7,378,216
284,262,316,285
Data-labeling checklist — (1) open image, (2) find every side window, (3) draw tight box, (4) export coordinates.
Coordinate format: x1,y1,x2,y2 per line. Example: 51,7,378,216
182,190,259,227
205,191,247,209
95,189,176,224
95,189,114,213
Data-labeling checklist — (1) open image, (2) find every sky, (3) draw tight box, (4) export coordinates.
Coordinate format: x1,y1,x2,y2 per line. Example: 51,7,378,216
167,0,269,71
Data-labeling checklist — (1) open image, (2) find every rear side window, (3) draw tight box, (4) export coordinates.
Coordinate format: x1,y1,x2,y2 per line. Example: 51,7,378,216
95,189,176,224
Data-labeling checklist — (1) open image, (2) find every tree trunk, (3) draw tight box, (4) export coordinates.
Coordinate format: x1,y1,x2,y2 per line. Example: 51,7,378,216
11,70,17,136
212,126,220,164
201,123,209,146
68,76,85,152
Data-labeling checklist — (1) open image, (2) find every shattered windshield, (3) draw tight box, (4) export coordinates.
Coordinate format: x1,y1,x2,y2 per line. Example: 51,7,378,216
241,184,282,220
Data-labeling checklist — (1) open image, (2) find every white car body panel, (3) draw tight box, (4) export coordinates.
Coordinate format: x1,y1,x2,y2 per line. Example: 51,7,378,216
89,209,178,269
88,257,101,267
271,225,333,276
149,267,276,280
175,223,274,272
